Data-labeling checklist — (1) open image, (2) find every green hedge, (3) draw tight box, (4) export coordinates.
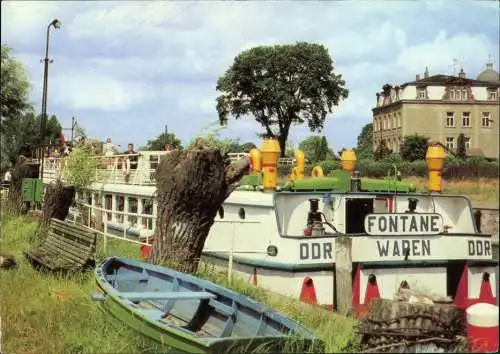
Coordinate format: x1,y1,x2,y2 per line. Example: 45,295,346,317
278,158,499,179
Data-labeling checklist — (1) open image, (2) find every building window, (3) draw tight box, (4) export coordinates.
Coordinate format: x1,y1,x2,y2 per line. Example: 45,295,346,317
445,137,454,150
462,112,471,127
417,88,426,99
461,90,468,100
488,90,498,101
446,112,455,127
450,90,455,100
127,197,138,226
465,137,471,150
481,112,491,127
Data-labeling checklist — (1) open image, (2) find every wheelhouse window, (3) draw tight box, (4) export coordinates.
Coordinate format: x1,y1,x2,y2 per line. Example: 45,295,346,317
116,196,124,223
142,198,153,230
104,194,112,221
128,197,138,226
446,112,455,127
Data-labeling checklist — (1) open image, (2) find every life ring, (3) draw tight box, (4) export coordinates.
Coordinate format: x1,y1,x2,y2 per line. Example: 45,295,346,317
122,157,131,175
311,165,324,178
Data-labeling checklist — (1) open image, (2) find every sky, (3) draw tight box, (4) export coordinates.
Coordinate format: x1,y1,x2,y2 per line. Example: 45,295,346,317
1,1,499,152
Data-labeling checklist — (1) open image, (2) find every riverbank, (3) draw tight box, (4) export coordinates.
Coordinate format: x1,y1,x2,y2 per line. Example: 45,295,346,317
0,214,359,354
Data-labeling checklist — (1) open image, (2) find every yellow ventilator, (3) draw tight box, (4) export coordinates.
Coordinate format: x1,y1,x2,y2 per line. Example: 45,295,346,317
426,144,446,193
292,150,305,181
249,148,261,173
340,149,357,175
260,139,281,190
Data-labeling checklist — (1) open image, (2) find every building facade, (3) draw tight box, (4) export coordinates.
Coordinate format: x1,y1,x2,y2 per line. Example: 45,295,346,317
372,62,500,158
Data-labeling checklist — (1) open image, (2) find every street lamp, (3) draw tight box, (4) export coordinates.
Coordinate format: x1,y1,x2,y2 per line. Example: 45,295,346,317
40,18,61,179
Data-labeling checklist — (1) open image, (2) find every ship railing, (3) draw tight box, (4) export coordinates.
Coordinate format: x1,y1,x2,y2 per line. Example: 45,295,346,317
69,201,267,283
226,152,296,166
69,201,157,249
41,151,168,186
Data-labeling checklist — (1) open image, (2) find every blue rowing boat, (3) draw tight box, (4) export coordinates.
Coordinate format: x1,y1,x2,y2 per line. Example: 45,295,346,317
92,257,324,353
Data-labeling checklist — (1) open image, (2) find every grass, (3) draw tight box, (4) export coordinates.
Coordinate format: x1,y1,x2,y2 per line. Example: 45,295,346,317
0,215,359,354
403,177,499,209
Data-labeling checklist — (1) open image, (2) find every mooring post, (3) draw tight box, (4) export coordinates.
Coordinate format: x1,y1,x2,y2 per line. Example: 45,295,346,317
335,236,353,315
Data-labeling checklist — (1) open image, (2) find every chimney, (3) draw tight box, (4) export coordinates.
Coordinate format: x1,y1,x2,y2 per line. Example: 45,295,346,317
458,68,466,79
424,67,429,78
416,74,421,81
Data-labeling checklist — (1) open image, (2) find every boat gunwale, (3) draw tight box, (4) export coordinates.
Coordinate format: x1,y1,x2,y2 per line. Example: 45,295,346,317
95,257,319,346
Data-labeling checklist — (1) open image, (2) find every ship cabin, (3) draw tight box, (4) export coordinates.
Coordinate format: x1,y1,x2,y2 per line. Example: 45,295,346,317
38,144,497,311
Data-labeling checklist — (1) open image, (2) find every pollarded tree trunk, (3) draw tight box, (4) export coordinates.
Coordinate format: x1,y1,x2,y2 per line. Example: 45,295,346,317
148,138,249,274
6,156,30,215
40,180,75,231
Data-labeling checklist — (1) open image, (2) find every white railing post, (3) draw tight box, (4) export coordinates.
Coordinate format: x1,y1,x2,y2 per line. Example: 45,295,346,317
227,223,236,285
103,216,108,253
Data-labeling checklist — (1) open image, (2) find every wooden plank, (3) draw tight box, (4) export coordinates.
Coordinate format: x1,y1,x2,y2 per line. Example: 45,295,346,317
23,251,56,270
335,237,352,315
47,231,93,255
50,218,97,240
50,226,95,247
50,222,96,245
105,274,149,282
44,236,90,264
30,247,74,268
52,218,99,238
119,291,216,301
209,299,235,317
37,240,87,265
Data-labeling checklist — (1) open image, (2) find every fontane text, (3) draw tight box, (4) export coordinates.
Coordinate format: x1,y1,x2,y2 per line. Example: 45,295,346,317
364,213,443,236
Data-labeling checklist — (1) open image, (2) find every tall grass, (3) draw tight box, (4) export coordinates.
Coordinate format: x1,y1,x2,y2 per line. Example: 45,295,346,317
0,215,359,353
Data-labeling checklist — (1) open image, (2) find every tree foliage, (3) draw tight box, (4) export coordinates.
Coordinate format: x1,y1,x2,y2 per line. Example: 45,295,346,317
1,45,31,119
356,123,374,159
1,112,37,169
60,147,100,189
144,132,183,151
400,134,429,162
216,42,349,156
456,133,467,160
374,139,392,160
299,135,334,163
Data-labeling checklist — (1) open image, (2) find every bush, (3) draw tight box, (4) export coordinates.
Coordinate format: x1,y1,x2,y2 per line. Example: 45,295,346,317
277,158,499,179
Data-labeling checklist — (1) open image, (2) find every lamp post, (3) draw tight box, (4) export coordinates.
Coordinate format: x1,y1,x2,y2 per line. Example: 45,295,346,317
40,18,61,179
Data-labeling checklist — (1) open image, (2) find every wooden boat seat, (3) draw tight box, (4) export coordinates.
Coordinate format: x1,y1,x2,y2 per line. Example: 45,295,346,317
24,218,97,273
119,291,216,302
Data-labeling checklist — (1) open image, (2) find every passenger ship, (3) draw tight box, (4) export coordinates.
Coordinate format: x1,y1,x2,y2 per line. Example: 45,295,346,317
40,140,498,313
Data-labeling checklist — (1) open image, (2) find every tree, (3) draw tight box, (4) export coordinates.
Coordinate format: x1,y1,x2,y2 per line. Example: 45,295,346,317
1,111,38,168
148,138,249,273
226,140,257,153
1,46,34,169
400,134,429,161
216,42,349,156
356,123,374,159
144,132,183,151
374,139,392,160
1,45,31,120
456,133,467,159
298,135,333,163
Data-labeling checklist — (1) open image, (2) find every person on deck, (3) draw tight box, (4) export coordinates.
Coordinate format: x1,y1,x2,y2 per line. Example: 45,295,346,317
124,143,138,170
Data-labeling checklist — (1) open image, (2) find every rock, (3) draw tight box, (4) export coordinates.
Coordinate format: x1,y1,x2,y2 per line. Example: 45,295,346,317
0,253,17,269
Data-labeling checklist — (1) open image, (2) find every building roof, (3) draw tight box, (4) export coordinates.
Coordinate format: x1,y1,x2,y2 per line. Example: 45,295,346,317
400,74,498,88
476,63,500,82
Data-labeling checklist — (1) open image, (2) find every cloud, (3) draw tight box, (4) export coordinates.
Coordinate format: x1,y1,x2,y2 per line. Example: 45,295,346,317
396,31,497,77
1,0,499,149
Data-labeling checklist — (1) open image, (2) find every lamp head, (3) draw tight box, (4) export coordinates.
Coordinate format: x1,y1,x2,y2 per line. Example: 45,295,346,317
51,19,61,29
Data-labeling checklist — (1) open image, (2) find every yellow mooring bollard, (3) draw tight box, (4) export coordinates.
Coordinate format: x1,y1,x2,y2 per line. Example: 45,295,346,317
340,149,357,175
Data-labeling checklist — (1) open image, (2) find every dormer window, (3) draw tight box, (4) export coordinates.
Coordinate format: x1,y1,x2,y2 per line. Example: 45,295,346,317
417,88,426,99
488,89,498,101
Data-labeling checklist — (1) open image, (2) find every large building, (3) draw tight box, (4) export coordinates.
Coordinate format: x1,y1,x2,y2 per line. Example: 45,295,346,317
372,61,500,158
